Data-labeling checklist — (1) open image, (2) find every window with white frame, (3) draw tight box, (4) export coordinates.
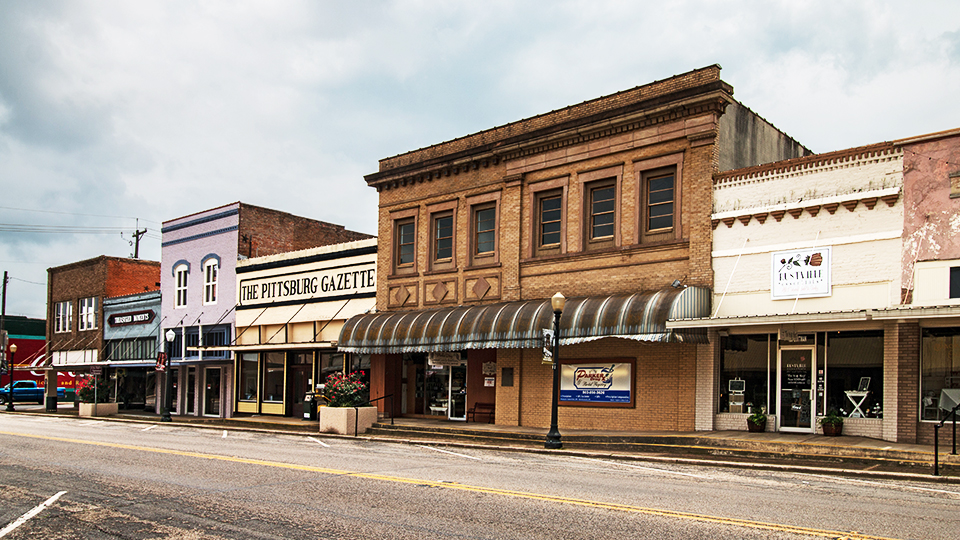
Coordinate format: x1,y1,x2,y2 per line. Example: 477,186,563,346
204,259,219,304
175,264,189,308
54,300,72,333
79,297,98,331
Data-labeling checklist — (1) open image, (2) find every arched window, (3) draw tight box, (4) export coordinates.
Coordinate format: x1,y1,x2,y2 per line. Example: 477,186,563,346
174,263,189,308
203,258,219,305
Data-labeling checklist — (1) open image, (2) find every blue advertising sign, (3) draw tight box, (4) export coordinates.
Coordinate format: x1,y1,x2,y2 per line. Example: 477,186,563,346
560,363,632,404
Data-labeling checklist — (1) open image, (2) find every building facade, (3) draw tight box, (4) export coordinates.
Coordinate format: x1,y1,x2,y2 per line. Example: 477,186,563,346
231,239,377,417
340,65,810,431
160,202,372,418
667,128,960,444
46,256,160,407
102,291,161,410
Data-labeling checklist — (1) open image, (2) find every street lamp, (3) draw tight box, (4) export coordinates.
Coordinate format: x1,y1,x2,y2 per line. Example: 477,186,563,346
5,343,16,412
545,292,564,449
161,329,176,422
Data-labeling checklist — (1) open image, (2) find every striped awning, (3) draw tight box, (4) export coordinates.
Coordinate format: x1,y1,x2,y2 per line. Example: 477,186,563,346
338,286,710,354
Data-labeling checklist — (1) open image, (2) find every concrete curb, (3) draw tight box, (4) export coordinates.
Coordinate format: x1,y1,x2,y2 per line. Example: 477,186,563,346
16,410,960,484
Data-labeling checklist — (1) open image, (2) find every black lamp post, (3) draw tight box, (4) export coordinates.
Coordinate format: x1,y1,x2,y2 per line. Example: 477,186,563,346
5,343,16,412
545,292,564,449
161,329,175,422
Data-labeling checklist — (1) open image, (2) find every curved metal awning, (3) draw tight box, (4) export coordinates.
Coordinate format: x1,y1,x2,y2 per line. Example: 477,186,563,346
338,286,710,354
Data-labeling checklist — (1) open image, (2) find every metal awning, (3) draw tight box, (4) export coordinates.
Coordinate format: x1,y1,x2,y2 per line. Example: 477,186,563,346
338,286,710,354
666,304,960,329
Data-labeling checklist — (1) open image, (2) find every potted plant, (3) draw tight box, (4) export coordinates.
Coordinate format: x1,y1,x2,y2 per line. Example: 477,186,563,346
77,376,118,417
318,371,377,435
747,406,766,432
819,408,844,436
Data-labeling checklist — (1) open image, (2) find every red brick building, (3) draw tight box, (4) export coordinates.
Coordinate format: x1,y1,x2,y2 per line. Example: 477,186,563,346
340,66,809,433
45,256,160,407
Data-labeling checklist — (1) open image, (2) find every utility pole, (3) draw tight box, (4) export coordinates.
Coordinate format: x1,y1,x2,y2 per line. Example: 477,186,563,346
132,228,147,259
1,272,8,387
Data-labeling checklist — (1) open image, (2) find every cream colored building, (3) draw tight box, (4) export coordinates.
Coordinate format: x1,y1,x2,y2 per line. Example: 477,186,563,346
231,239,376,417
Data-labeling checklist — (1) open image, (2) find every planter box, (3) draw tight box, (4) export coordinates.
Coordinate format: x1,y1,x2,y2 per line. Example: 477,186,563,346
79,402,118,417
319,406,378,435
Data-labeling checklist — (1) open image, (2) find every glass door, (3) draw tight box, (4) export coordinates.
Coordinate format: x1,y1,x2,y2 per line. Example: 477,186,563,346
448,364,467,421
203,368,221,417
778,348,814,432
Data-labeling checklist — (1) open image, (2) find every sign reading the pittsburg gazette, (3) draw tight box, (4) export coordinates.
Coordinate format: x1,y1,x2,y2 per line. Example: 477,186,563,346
239,262,376,307
560,362,633,405
771,246,832,300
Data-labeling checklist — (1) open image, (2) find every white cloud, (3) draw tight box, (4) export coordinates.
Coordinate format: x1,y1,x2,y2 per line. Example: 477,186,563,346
1,0,959,317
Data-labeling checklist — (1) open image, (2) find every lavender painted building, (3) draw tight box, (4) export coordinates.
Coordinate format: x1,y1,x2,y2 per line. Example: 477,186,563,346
160,202,373,418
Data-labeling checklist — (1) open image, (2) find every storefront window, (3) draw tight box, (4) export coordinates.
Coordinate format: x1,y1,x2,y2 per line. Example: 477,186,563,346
825,331,883,418
921,327,960,421
320,353,344,387
239,353,258,401
719,334,772,414
263,352,284,402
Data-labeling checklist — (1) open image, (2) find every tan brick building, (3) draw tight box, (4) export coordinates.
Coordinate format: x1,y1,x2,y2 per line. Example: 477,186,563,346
340,65,809,433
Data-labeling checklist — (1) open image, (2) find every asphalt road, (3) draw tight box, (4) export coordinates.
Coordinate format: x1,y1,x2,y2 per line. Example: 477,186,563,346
0,414,958,539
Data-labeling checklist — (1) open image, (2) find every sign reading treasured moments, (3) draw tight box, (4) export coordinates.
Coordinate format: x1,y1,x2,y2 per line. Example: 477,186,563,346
771,246,832,300
239,262,376,307
108,310,156,327
560,362,633,405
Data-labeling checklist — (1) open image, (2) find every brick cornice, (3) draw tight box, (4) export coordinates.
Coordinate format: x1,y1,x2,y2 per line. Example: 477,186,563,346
367,78,733,191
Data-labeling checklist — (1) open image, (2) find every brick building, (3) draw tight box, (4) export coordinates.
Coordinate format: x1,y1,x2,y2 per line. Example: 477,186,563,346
339,65,809,432
667,127,960,444
46,256,160,409
161,202,372,418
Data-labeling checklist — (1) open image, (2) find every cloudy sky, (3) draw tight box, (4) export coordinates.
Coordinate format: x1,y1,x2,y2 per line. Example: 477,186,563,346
1,0,959,319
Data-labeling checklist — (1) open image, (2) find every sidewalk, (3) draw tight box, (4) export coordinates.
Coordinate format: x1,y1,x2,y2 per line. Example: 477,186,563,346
10,404,960,482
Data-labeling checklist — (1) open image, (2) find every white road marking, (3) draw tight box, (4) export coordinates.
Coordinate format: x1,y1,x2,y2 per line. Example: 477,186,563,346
572,457,709,479
78,421,100,426
417,445,482,461
308,437,330,447
222,430,228,438
141,425,157,431
807,474,960,496
0,491,67,538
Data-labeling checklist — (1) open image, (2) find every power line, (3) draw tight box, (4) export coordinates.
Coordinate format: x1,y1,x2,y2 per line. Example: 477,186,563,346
0,206,162,226
0,223,133,234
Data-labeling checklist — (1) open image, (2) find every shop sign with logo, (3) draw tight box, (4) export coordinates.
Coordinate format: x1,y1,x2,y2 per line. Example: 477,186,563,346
560,362,632,405
771,246,832,300
108,310,156,327
428,351,464,366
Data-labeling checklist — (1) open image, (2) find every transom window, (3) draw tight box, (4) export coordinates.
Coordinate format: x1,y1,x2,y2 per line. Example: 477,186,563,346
79,297,97,331
647,173,675,231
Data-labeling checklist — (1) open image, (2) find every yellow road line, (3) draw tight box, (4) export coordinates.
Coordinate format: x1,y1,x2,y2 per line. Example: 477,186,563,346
1,430,897,540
